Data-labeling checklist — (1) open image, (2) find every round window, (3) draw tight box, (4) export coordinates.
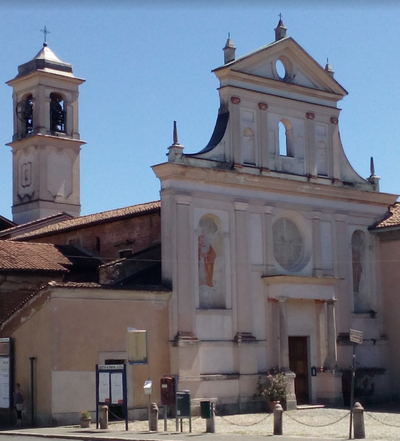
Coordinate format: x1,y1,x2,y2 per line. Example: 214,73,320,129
273,218,304,270
276,59,286,79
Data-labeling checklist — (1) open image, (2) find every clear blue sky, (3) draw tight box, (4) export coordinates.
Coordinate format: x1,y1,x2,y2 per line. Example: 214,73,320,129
1,1,399,220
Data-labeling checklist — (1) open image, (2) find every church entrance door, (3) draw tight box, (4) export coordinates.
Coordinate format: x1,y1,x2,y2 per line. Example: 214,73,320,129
289,336,309,404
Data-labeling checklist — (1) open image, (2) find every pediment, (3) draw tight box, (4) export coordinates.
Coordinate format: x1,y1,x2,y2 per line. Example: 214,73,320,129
215,37,347,97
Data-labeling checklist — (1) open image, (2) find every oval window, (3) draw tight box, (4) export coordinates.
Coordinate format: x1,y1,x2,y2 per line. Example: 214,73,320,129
276,59,286,79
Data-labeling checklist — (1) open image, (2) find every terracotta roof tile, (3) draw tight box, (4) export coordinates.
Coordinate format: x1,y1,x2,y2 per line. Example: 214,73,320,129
0,212,73,237
0,241,71,272
11,201,161,241
371,203,400,230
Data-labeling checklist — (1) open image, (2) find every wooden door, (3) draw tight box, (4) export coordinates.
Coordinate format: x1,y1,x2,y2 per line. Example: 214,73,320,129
289,336,309,404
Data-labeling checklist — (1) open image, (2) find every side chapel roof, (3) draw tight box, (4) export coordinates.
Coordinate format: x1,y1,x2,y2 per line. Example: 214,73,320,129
9,201,161,241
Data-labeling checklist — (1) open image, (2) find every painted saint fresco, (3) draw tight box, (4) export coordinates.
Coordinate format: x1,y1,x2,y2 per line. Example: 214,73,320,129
198,215,225,309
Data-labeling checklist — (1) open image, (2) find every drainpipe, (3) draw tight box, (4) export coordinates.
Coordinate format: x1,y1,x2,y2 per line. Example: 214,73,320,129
29,357,35,427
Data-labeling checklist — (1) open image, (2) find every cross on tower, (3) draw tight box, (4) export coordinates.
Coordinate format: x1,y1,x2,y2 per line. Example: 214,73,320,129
279,13,283,20
40,26,50,44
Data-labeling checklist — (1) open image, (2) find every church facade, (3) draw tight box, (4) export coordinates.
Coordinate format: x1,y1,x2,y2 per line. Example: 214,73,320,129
153,20,397,408
0,19,398,424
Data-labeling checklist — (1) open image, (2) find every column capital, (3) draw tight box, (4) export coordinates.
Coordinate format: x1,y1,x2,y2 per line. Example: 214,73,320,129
264,205,274,215
334,213,347,222
176,194,191,205
234,201,248,211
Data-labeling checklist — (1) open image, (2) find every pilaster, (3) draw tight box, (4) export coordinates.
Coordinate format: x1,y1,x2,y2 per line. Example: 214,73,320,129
312,211,323,276
176,195,195,334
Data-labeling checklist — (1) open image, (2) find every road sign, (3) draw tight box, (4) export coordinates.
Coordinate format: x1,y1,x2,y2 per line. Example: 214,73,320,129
349,329,363,344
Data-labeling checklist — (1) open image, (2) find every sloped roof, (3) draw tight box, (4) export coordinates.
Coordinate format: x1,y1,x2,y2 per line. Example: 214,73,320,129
0,212,73,238
11,201,161,241
0,215,15,232
0,241,71,272
370,203,400,231
14,44,74,78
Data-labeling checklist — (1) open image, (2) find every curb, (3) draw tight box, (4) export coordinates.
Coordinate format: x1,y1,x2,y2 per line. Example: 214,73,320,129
0,431,164,441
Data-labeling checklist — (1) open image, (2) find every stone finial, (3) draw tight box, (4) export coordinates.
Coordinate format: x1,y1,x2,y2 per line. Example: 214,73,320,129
223,33,236,64
167,121,184,163
275,15,287,41
173,120,179,145
367,156,380,192
325,58,335,78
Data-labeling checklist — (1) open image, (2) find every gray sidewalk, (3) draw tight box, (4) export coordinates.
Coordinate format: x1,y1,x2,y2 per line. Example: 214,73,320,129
0,426,346,441
1,407,400,441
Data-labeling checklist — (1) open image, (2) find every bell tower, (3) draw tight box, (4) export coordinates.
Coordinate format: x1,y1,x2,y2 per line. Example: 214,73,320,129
6,42,85,224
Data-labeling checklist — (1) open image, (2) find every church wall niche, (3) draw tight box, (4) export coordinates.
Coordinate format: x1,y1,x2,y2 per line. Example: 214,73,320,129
197,213,226,310
240,108,257,166
351,229,373,314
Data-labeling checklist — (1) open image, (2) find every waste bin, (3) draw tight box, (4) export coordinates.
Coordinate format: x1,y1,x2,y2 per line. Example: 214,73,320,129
200,401,212,419
176,390,191,417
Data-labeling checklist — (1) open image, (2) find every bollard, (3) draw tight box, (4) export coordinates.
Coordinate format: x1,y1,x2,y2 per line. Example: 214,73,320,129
273,403,283,436
353,402,365,439
149,402,159,432
99,405,108,429
205,403,215,433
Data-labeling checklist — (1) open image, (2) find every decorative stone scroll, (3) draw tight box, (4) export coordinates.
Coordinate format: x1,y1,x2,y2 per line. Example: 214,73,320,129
258,102,268,111
306,112,315,120
330,117,338,124
230,97,241,105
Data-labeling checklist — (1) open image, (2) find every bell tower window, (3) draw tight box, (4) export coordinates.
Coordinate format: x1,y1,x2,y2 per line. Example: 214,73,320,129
50,93,65,132
16,94,33,136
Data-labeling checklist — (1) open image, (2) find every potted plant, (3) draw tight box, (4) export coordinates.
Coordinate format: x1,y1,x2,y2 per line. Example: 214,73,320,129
255,370,287,412
80,410,92,428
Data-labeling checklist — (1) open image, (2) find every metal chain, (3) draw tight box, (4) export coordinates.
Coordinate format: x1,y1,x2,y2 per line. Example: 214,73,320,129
365,411,400,428
214,411,272,427
107,408,125,421
284,410,350,428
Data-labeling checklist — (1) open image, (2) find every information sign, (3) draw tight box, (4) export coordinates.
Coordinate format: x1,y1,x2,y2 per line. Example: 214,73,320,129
96,364,128,431
0,357,9,408
127,329,147,364
350,329,363,344
111,373,123,404
98,372,110,403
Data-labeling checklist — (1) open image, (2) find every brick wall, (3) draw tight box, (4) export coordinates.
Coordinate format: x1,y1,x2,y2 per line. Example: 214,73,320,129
24,212,161,262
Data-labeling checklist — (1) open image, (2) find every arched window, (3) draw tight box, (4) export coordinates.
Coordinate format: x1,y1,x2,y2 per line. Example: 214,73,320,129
50,93,65,132
278,119,294,157
16,94,33,135
273,218,304,270
242,127,255,165
352,230,368,313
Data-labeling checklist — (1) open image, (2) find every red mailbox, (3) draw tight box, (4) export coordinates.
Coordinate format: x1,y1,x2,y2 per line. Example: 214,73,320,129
160,376,176,405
